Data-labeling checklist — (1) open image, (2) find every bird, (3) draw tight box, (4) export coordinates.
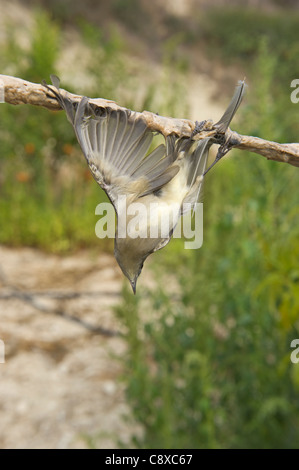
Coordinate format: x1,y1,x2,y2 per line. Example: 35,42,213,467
44,76,245,293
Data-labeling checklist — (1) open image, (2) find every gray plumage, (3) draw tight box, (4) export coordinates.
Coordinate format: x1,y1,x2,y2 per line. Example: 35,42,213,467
45,76,245,292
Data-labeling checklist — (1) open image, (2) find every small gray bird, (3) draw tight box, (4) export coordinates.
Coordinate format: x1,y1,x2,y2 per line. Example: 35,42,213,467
45,77,245,293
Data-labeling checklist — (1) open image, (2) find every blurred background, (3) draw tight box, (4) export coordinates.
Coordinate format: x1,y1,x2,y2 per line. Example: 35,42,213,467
0,0,299,449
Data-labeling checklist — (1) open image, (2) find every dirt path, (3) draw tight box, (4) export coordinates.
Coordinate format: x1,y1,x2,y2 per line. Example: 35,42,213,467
0,246,141,449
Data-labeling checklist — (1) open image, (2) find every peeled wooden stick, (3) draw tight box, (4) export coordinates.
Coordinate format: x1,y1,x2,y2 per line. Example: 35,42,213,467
1,74,298,167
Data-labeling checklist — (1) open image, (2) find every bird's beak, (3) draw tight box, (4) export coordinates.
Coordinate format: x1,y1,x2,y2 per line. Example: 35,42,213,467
130,278,137,295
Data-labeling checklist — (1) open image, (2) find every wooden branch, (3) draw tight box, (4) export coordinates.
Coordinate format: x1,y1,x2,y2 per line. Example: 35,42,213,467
1,74,299,167
0,74,197,137
227,130,299,168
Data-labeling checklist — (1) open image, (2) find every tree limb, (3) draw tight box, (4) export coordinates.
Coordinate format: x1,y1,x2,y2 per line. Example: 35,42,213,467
1,74,299,167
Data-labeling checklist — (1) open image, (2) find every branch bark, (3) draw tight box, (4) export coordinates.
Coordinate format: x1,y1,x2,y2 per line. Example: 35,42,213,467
1,74,299,167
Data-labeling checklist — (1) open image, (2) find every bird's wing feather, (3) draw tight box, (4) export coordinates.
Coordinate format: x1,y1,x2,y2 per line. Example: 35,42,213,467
180,137,212,210
131,144,165,177
182,80,246,209
48,77,179,205
214,80,246,133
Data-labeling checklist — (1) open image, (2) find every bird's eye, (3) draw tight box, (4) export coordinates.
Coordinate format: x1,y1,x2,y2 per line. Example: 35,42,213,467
139,262,144,275
153,189,162,197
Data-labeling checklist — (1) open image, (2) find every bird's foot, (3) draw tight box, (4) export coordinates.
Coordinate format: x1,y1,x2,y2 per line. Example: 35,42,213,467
203,139,234,176
191,120,207,138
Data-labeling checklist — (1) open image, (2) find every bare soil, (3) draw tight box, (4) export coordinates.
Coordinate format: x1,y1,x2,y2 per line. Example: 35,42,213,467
0,245,140,449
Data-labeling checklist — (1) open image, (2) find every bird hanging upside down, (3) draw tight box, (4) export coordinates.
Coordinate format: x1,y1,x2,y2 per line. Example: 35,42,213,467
44,76,245,293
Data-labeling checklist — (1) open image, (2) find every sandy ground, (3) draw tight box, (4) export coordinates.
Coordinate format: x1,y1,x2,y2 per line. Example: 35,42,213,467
0,246,139,449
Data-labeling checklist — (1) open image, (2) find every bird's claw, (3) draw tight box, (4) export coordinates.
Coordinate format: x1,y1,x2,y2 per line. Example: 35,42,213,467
203,138,235,176
191,120,207,138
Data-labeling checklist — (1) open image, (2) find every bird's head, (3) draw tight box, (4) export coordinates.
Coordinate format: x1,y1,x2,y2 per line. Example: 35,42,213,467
114,240,146,294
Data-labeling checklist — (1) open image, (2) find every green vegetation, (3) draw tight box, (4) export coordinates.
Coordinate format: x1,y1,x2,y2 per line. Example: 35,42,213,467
114,15,299,449
201,8,299,143
0,11,186,252
0,11,106,252
1,6,299,448
202,8,299,81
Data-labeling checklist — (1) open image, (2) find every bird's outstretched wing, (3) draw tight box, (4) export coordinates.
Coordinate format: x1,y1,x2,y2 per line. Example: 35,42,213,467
46,76,179,206
44,76,245,212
